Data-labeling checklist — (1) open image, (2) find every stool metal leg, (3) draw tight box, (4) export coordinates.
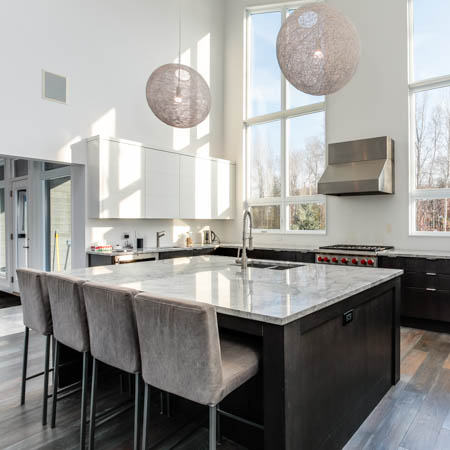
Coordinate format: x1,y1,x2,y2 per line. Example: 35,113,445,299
142,384,150,450
51,340,60,428
42,334,51,426
166,392,171,418
89,358,98,450
80,352,89,450
217,402,222,444
209,405,217,450
133,374,142,450
20,327,29,405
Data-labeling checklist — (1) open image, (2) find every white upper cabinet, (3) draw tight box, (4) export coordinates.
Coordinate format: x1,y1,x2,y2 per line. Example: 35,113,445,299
146,149,180,219
83,136,235,220
87,138,146,219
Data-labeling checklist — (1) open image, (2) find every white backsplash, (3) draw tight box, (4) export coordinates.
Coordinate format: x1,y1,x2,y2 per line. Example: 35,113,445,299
86,218,227,249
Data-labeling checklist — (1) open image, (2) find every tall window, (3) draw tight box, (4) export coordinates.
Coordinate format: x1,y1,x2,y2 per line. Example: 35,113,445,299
409,0,450,234
245,4,326,233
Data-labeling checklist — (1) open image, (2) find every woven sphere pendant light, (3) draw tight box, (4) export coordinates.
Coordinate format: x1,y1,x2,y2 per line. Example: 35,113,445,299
146,63,211,128
276,2,360,96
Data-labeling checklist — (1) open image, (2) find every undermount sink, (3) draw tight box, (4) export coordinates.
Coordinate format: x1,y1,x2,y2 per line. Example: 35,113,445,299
233,261,304,270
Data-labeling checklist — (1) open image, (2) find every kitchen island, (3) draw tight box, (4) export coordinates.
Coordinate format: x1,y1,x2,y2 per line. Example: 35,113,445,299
66,255,403,450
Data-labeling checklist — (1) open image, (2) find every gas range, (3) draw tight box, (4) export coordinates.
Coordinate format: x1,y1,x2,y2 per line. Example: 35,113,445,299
315,245,394,268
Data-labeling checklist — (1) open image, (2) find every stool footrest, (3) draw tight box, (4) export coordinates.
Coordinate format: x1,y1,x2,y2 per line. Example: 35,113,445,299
217,407,264,430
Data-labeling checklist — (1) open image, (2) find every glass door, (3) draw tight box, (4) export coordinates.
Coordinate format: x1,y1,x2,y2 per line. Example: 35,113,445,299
12,182,28,291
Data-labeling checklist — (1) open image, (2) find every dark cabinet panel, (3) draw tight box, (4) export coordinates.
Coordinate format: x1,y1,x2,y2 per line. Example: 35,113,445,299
404,272,450,290
296,252,315,263
159,250,193,260
192,248,214,256
213,247,238,257
403,288,450,322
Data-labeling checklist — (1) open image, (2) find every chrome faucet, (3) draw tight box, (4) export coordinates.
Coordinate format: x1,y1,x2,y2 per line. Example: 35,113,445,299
239,209,253,271
156,230,166,248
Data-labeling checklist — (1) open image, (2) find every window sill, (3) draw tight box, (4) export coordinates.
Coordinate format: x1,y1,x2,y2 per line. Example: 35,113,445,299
409,231,450,237
253,229,326,235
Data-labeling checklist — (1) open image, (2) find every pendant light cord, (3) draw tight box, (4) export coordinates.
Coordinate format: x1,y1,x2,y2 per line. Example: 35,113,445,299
178,0,181,67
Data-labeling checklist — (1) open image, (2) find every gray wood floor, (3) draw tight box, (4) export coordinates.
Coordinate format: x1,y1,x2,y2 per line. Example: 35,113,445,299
1,305,450,449
343,327,450,450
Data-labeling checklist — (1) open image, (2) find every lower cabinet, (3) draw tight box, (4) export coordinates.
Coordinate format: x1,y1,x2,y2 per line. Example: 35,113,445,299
214,246,315,263
379,256,450,329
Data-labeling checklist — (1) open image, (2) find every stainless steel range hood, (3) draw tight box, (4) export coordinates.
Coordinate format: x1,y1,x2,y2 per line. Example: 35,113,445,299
318,136,395,196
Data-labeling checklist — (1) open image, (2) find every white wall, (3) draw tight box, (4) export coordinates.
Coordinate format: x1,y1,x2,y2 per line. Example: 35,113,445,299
0,0,224,162
0,0,227,267
223,0,450,251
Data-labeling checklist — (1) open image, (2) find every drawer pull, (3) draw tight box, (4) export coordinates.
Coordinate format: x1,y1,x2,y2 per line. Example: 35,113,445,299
426,288,437,291
426,272,437,276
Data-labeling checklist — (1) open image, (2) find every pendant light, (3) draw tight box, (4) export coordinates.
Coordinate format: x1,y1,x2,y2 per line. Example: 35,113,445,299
146,1,211,128
276,2,360,96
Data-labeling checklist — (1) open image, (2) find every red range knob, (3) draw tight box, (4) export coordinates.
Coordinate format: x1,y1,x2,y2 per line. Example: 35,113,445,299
332,257,338,263
341,258,348,264
323,257,330,263
368,259,374,266
318,256,323,262
361,259,367,265
352,258,358,265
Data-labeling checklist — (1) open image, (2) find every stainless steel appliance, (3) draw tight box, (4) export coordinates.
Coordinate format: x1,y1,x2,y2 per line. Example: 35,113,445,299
113,251,158,264
318,136,395,196
315,245,394,268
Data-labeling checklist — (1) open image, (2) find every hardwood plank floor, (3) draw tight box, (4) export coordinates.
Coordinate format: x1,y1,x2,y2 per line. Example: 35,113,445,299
1,306,450,450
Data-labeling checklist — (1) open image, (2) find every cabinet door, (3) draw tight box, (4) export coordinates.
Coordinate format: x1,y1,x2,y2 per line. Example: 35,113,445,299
99,140,146,218
212,160,235,219
179,155,212,219
146,150,180,218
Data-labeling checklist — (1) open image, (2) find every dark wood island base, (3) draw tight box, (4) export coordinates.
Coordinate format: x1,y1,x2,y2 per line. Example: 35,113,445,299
218,276,401,450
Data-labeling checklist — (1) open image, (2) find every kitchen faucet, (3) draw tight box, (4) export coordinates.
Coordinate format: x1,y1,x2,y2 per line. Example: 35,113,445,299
156,230,166,248
237,209,253,271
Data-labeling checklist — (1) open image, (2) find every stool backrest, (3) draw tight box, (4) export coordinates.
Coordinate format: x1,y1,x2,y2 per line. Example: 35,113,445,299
46,273,89,353
83,282,140,374
133,294,223,406
16,268,52,335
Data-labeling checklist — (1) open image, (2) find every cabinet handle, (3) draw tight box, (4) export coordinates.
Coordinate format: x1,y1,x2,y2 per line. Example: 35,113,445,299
426,288,437,291
426,272,437,276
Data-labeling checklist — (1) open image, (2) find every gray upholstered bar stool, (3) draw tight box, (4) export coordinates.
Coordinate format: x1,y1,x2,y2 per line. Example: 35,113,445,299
133,294,261,450
46,273,90,449
16,268,53,426
82,282,142,450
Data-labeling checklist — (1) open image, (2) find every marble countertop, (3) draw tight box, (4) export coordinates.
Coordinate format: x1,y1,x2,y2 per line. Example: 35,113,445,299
383,249,450,259
86,244,218,256
66,255,403,325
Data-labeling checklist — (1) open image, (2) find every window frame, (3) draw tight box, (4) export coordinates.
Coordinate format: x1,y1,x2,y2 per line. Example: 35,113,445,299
408,0,450,236
244,1,327,235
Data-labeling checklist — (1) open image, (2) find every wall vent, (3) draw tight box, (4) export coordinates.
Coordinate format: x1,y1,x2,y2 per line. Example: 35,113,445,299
42,70,67,104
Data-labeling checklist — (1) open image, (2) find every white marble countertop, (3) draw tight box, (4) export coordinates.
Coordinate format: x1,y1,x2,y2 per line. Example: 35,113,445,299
66,255,402,325
86,244,217,256
383,249,450,259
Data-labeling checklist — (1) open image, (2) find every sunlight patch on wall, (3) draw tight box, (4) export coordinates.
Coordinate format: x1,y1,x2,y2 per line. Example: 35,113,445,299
91,108,116,137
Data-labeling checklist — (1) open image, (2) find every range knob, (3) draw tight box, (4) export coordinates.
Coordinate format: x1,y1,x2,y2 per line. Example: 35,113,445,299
323,257,330,263
341,257,348,264
361,259,367,265
352,258,358,265
331,257,338,263
368,259,374,266
318,256,323,262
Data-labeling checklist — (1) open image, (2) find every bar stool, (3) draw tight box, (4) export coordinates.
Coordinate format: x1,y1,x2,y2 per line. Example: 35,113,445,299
16,268,53,426
46,273,90,449
133,294,261,450
82,282,142,450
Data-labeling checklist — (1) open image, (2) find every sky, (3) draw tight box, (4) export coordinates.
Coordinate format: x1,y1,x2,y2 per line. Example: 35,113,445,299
413,0,450,81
